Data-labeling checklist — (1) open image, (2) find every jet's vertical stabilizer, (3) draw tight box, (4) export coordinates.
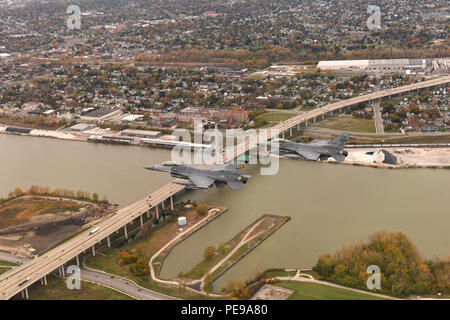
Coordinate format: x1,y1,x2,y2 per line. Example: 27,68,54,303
330,133,351,148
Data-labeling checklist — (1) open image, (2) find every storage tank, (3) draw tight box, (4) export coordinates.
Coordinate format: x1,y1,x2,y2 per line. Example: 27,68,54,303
178,217,187,226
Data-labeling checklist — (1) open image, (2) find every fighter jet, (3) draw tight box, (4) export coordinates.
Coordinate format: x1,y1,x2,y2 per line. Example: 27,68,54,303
144,161,251,190
271,133,351,162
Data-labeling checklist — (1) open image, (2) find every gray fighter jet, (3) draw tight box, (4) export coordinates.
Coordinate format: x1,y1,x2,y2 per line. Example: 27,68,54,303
272,133,350,162
144,161,251,190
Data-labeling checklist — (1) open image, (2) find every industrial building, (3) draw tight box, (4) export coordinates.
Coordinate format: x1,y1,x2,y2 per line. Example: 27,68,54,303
317,58,437,74
68,123,97,132
80,107,122,122
120,129,162,139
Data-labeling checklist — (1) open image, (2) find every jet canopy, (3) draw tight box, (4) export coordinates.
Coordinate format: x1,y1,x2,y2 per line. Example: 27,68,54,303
161,161,177,167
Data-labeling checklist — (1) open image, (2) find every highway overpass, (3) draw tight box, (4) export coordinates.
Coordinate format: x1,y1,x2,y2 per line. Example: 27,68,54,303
0,75,448,300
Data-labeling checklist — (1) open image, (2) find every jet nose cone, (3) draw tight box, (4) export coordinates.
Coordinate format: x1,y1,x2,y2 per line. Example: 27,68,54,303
144,165,155,170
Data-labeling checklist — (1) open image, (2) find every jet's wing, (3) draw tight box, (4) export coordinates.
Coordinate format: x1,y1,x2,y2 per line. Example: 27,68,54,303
225,180,244,190
187,174,215,189
309,139,329,146
296,149,321,161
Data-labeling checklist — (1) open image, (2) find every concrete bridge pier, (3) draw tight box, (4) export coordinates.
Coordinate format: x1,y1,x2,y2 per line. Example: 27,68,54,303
156,205,160,220
162,199,165,210
76,255,80,267
140,214,144,228
61,264,66,277
21,288,29,299
170,195,174,211
322,114,324,120
92,245,96,257
313,117,316,124
289,127,292,136
43,275,47,286
107,235,111,247
124,225,128,239
282,131,285,139
146,210,150,218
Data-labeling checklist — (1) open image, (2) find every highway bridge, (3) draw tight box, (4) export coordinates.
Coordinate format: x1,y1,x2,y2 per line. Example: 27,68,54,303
0,75,448,300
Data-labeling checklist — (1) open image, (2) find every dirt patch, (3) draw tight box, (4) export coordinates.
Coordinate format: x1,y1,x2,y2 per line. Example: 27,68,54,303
0,196,112,256
252,284,293,300
346,147,450,167
0,198,84,228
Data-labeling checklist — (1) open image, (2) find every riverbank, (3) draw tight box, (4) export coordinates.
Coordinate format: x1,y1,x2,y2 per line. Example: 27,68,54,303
174,214,290,295
85,202,226,299
341,147,450,168
0,194,113,256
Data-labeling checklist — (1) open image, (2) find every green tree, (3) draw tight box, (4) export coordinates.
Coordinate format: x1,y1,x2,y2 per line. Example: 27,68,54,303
204,246,216,260
196,203,208,216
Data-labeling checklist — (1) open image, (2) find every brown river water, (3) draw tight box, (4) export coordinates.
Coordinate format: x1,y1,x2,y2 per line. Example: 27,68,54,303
1,134,449,291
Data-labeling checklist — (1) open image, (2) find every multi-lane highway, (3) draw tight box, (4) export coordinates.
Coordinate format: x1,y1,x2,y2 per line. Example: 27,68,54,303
0,75,448,300
0,183,183,299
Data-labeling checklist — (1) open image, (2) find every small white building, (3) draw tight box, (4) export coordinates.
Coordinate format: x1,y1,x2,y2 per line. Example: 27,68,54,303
178,217,187,226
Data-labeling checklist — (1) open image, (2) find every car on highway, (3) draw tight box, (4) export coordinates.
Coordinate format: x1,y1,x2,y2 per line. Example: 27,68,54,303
18,277,31,286
89,227,100,235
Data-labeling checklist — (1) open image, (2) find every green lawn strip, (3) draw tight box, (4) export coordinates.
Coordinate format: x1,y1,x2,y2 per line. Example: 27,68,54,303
316,115,376,133
0,260,18,275
257,113,296,122
0,260,17,267
184,246,234,280
350,134,450,145
277,281,385,300
264,269,297,278
27,274,134,300
85,227,211,299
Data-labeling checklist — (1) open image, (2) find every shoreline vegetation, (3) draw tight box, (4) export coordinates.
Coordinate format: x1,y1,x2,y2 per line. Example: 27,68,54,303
85,201,221,299
311,231,450,298
0,185,109,205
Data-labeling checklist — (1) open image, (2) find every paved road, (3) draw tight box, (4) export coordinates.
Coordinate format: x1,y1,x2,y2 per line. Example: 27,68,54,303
80,268,173,300
373,99,385,134
0,183,183,300
276,270,400,300
0,252,29,265
0,251,172,300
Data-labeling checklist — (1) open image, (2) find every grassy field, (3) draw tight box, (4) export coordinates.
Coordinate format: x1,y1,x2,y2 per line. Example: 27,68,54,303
350,134,450,145
0,260,16,275
0,198,84,229
263,269,297,279
185,215,289,281
277,281,385,300
257,112,296,122
85,204,214,299
27,275,134,300
317,115,376,133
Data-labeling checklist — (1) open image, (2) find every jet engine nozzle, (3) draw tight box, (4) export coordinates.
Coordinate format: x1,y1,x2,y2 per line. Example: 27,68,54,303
238,175,250,184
